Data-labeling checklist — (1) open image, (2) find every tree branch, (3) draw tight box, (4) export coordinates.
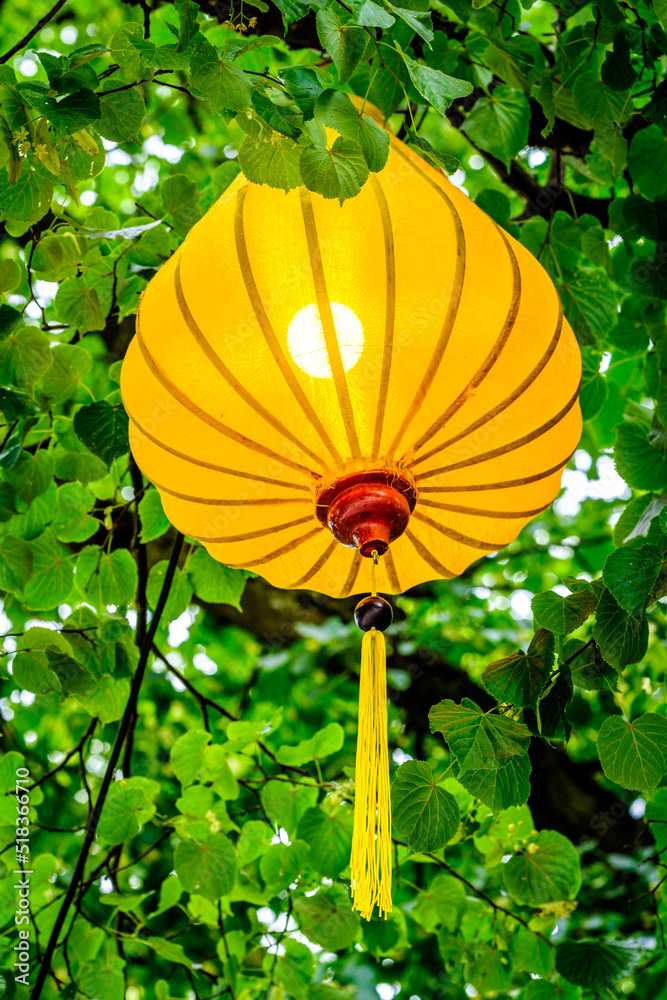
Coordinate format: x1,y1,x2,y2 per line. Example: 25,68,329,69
0,0,69,64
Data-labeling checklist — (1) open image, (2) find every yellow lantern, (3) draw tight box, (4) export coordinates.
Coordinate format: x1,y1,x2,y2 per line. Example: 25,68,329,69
121,107,582,922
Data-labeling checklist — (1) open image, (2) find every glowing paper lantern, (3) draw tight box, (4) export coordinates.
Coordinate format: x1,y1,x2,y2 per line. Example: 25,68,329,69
121,108,582,921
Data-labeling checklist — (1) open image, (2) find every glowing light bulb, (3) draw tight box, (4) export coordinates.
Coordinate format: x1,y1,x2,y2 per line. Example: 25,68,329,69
287,302,364,379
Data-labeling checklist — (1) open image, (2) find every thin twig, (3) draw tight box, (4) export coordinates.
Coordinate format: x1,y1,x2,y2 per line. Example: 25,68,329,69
27,718,98,791
393,839,555,948
0,0,69,63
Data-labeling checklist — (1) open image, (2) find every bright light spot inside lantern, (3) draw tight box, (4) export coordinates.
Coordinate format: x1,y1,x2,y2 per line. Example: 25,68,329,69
287,302,363,378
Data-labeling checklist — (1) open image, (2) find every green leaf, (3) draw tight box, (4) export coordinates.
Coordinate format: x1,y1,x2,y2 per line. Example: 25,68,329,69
466,947,513,994
387,4,433,41
153,875,183,916
275,722,344,766
0,481,19,522
139,487,170,542
357,1,395,28
502,830,581,905
556,940,640,989
171,729,211,787
296,803,354,877
482,628,553,709
237,131,302,192
0,303,22,339
97,87,146,142
293,884,360,950
271,0,309,30
401,50,473,116
79,957,125,1000
315,10,368,87
98,549,138,607
593,588,649,670
404,127,461,173
429,697,531,771
561,268,619,344
300,137,369,203
67,921,105,964
52,482,97,543
509,926,554,977
461,86,530,169
597,713,667,794
281,66,325,119
12,649,61,695
252,91,301,139
236,819,272,865
603,543,663,618
458,752,532,810
260,780,318,836
23,529,76,610
579,365,608,420
79,674,130,723
0,258,21,293
525,673,572,742
260,839,311,894
145,936,191,969
49,88,101,133
314,90,389,172
174,833,237,899
391,760,459,852
174,0,200,53
536,75,555,137
109,23,152,81
572,71,633,129
411,872,467,932
531,590,597,635
565,639,616,691
5,450,55,503
41,343,93,402
187,547,246,609
0,166,52,224
55,448,108,486
271,938,315,998
0,535,33,596
160,173,201,237
0,326,51,388
98,783,156,844
189,35,252,112
32,233,83,280
99,890,153,913
628,124,667,200
54,278,106,333
615,420,667,492
147,560,192,621
46,648,97,697
73,401,129,465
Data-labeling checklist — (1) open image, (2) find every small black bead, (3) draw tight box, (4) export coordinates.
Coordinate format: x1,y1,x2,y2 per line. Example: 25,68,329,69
354,595,393,632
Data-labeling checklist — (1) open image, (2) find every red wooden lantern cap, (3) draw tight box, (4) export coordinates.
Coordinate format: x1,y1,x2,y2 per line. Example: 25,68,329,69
316,470,417,558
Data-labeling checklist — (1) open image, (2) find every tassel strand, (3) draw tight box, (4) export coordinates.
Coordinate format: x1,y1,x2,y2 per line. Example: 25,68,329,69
351,626,392,920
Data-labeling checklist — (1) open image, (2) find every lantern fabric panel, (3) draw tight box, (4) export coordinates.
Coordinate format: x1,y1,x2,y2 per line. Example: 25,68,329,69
122,123,582,599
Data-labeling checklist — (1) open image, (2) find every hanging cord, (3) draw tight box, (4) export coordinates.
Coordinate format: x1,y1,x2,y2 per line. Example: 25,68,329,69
351,549,393,920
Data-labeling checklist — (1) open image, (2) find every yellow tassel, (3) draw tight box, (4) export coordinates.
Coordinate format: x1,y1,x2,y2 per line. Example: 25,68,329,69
351,626,392,920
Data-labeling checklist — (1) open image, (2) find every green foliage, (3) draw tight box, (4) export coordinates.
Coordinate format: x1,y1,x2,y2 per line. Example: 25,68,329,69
482,627,554,709
391,759,459,852
502,830,582,906
597,713,667,794
1,0,667,996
